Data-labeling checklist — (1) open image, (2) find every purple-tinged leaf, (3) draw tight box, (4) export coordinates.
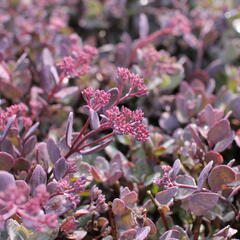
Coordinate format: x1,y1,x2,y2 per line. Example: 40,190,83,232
159,112,179,134
29,165,47,190
95,156,109,171
207,119,231,147
187,125,204,150
1,139,14,155
102,88,119,111
79,138,113,155
40,65,56,92
155,187,178,205
14,52,29,72
171,159,181,178
0,152,14,171
159,230,180,240
54,86,79,99
198,104,223,127
121,191,138,205
120,229,137,240
89,108,100,129
42,48,54,66
213,225,237,238
0,81,23,100
14,158,30,172
15,180,30,195
213,130,234,152
208,165,236,192
175,175,196,199
182,192,219,216
112,198,125,216
108,170,122,185
0,171,15,191
45,195,69,215
47,181,59,194
197,161,213,190
24,122,39,140
136,226,150,240
230,96,240,120
139,13,149,38
53,157,68,181
74,209,90,218
47,138,61,164
50,65,59,85
91,166,105,182
205,151,223,164
144,217,157,235
66,112,73,147
23,135,37,156
0,115,16,143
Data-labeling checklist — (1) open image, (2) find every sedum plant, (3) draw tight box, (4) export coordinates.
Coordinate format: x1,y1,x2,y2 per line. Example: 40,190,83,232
0,0,240,240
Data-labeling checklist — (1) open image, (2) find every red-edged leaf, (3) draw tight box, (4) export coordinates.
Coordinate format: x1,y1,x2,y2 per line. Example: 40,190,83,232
0,152,14,171
208,165,236,192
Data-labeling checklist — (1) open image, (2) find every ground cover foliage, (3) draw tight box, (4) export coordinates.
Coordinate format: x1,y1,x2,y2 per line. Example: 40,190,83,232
0,0,240,239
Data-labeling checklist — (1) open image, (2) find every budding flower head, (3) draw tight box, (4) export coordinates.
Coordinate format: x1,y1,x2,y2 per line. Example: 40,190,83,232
116,67,148,96
82,88,111,111
105,106,149,142
155,166,174,189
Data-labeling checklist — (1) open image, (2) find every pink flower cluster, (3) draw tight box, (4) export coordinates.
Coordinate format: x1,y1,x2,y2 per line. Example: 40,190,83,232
82,88,111,111
89,186,108,213
155,166,174,189
141,48,179,77
166,13,191,35
0,103,32,130
0,183,58,231
57,45,98,78
105,106,149,142
117,67,148,96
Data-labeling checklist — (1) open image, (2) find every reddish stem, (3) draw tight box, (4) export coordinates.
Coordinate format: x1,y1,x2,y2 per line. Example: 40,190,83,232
129,27,172,63
76,132,114,152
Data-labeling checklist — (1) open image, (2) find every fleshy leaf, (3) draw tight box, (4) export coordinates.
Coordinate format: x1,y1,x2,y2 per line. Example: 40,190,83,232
171,159,181,178
213,131,234,152
155,187,178,205
23,135,37,156
102,88,119,111
0,152,15,171
121,191,138,205
112,198,125,216
204,151,223,164
207,119,231,148
159,229,180,240
53,157,68,181
208,165,236,192
29,165,47,190
47,138,61,164
175,175,196,199
182,192,219,216
136,226,150,240
66,112,73,147
230,96,240,120
0,171,15,191
197,161,213,190
24,122,39,140
54,86,79,99
79,139,113,155
0,115,16,143
89,108,100,129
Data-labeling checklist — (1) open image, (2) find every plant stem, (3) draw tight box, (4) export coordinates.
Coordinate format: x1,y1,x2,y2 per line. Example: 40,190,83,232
147,190,169,230
193,216,202,240
76,132,114,152
108,202,118,240
129,27,172,63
